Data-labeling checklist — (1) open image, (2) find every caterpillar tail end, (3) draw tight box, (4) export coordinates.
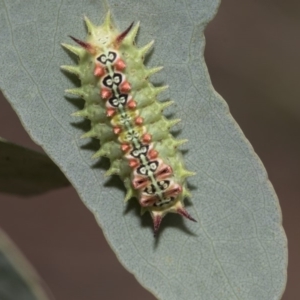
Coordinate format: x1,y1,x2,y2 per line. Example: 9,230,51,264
150,201,196,237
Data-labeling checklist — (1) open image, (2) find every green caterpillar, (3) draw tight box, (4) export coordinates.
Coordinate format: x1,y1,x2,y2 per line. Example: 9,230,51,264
61,12,196,235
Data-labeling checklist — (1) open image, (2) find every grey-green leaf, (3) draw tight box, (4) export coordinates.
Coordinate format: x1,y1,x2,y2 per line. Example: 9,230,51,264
0,229,53,300
0,138,69,196
0,1,287,300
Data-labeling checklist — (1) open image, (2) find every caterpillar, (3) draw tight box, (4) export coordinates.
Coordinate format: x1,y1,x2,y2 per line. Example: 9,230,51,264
61,12,196,236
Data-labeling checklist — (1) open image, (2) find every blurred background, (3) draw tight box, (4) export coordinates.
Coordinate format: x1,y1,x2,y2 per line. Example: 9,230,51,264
0,0,298,299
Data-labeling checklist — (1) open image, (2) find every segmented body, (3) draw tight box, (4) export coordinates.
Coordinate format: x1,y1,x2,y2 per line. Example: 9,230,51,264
61,12,196,235
98,49,182,208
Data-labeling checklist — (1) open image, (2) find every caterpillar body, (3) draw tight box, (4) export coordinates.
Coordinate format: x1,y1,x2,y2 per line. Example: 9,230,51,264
61,12,196,235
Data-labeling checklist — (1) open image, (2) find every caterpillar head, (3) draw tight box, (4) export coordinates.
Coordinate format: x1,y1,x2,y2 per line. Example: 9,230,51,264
69,12,134,55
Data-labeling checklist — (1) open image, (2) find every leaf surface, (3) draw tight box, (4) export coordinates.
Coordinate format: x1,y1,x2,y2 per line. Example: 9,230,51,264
0,138,69,196
0,1,287,299
0,229,53,300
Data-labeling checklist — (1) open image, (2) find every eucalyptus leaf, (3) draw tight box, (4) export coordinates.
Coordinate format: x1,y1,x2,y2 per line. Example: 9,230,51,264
0,229,53,300
0,1,287,300
0,138,69,196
